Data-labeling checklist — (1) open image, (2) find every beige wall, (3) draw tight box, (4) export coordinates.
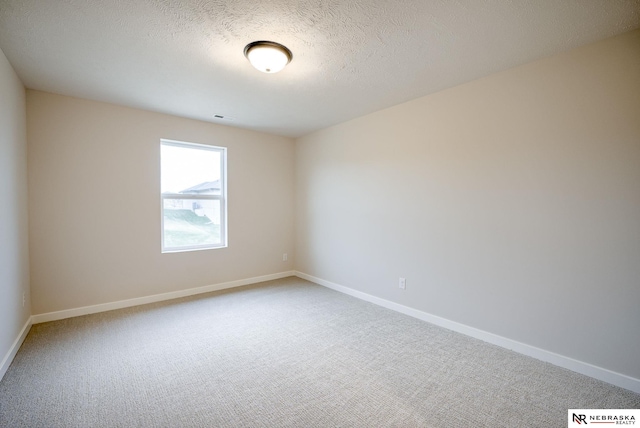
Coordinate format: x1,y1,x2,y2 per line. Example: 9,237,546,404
28,91,295,314
0,48,30,366
295,30,640,379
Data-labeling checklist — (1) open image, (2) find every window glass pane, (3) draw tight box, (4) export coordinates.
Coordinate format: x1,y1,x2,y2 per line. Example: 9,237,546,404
161,140,226,252
161,144,221,195
163,199,221,248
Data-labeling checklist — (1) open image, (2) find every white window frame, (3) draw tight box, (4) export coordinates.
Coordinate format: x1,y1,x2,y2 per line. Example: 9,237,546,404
161,139,227,253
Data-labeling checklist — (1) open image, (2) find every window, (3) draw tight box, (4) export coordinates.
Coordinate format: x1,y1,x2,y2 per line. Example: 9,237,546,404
161,139,227,252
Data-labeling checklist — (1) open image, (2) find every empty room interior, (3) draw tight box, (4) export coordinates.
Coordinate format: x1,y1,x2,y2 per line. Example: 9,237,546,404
1,1,640,426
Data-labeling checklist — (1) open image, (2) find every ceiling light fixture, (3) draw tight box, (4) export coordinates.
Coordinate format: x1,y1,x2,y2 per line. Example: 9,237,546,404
244,41,292,74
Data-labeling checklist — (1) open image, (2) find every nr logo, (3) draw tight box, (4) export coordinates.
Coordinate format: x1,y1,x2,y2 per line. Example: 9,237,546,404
573,413,588,424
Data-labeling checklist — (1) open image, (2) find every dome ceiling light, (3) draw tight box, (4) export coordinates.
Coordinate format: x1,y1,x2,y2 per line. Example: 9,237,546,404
244,41,292,74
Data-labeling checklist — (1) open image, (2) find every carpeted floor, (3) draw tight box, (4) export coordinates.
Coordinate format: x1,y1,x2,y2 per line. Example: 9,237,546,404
1,277,638,427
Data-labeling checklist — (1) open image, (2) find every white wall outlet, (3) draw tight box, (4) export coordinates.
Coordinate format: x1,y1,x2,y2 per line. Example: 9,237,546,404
399,277,406,290
283,253,288,262
23,292,26,307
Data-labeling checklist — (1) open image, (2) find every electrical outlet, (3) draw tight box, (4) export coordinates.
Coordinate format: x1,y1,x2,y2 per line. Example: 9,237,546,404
399,277,406,290
22,292,25,307
283,253,288,262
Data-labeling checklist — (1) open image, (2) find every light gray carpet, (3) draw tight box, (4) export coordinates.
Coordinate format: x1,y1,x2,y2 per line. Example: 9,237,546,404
1,277,638,427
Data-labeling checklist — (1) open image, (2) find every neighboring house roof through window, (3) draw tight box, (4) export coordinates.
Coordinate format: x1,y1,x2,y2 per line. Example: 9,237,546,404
180,180,221,194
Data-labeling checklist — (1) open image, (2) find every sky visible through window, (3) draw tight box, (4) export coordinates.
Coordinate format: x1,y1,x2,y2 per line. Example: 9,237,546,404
161,144,221,194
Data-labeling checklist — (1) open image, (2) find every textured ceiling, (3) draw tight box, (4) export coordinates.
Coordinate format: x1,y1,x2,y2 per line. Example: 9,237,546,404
1,0,639,137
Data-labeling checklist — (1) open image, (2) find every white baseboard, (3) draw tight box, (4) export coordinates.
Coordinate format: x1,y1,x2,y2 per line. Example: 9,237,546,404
295,271,640,394
32,271,296,324
0,317,32,382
